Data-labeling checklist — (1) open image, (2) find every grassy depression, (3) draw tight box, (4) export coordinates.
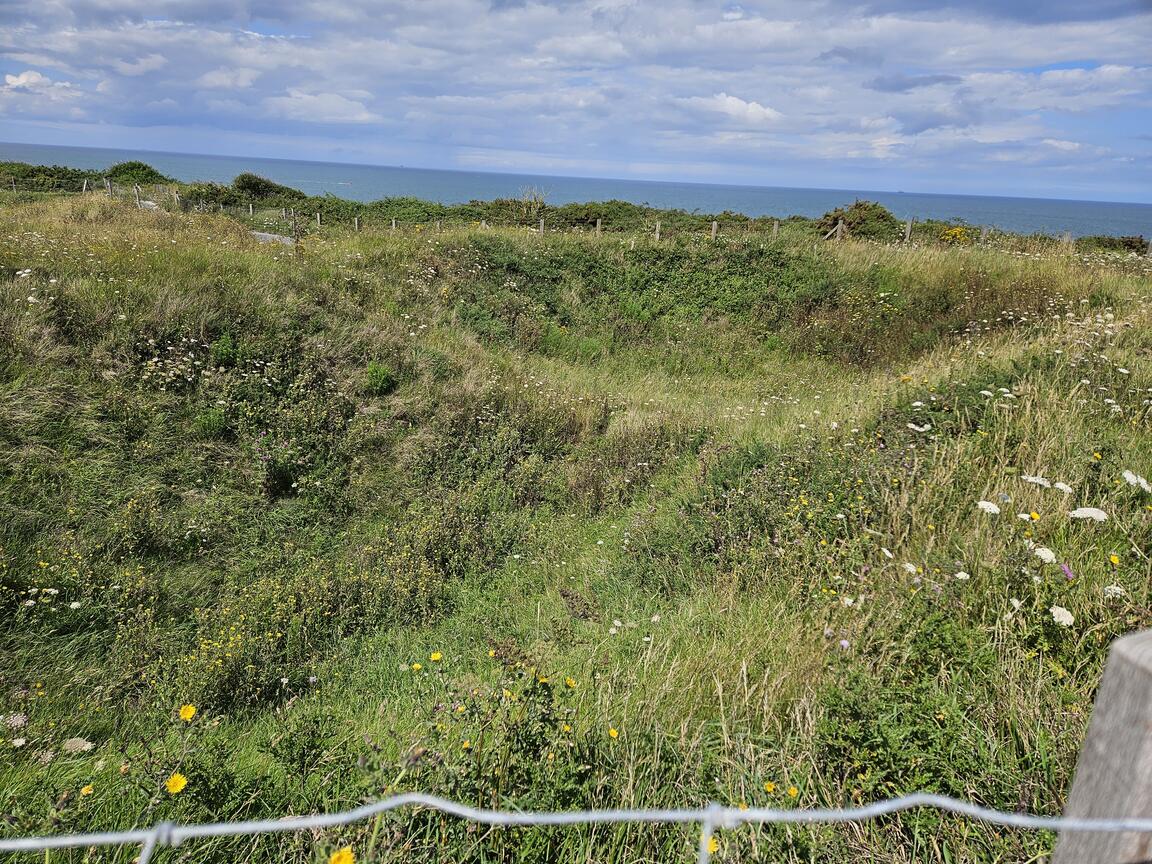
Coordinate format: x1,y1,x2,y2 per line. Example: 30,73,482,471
0,194,1150,863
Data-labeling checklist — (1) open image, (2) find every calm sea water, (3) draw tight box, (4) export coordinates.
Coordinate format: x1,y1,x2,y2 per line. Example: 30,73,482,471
4,141,1150,238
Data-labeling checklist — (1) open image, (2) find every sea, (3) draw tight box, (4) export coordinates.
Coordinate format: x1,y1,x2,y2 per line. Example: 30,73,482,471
3,141,1150,239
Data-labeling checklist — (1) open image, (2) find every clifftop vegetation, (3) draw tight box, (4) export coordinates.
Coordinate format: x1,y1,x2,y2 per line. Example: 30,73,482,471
0,191,1149,863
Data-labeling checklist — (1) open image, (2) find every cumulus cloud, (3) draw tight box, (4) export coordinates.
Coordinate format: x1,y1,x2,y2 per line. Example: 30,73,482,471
0,0,1149,198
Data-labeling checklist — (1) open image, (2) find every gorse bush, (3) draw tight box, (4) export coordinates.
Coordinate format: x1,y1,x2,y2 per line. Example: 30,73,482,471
0,195,1149,863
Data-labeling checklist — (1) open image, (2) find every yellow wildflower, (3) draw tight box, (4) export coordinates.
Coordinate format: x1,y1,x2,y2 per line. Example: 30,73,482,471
608,727,619,739
430,652,442,662
329,847,355,864
165,773,188,795
487,649,496,657
80,784,94,796
787,786,799,798
462,740,471,750
565,677,576,688
178,704,196,722
1029,511,1040,521
763,781,776,793
1110,553,1120,566
707,836,720,854
411,663,422,671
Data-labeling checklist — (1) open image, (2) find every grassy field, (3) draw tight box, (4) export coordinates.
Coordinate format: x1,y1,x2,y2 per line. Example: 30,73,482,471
0,193,1150,863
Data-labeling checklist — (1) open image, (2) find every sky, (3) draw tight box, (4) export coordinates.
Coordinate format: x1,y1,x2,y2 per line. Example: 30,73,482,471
2,0,1151,202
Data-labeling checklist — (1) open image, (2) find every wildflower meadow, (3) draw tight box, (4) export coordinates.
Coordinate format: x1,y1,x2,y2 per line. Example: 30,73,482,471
0,187,1149,863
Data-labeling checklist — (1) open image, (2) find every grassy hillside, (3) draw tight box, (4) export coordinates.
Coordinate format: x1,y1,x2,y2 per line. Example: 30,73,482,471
0,194,1150,863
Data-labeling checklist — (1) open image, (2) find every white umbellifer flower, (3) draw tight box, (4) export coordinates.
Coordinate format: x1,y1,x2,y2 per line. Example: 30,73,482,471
1017,513,1032,521
1103,585,1128,599
62,737,93,753
1050,605,1074,627
906,422,932,433
1069,507,1108,521
1020,475,1051,488
902,563,917,575
954,571,970,581
11,738,26,748
977,501,1001,515
69,601,81,610
1054,482,1073,494
1033,547,1057,564
1122,470,1151,493
979,390,993,397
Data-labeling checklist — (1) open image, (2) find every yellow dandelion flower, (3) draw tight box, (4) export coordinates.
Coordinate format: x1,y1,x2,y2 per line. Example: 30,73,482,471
1110,553,1120,566
462,740,471,750
165,773,188,795
763,781,776,793
80,784,94,796
562,723,572,733
487,649,496,657
1093,452,1103,460
1029,511,1040,521
430,652,442,662
329,847,355,864
565,677,576,688
787,786,799,798
707,836,720,854
608,727,619,739
411,663,422,671
178,704,196,722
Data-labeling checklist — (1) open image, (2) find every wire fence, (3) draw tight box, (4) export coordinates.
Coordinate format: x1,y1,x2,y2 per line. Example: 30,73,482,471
3,791,1152,863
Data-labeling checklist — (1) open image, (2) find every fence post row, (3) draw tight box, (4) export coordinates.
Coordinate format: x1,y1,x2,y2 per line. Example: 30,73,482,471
1053,628,1152,862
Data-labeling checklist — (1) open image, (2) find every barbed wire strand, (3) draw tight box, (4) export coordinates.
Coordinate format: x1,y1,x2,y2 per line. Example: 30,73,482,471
4,792,1152,863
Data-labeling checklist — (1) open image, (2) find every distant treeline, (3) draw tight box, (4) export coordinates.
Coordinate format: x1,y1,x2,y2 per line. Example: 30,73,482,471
1,159,1146,251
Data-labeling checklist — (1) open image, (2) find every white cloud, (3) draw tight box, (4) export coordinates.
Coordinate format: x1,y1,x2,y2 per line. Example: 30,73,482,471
263,89,381,123
681,92,782,126
195,67,260,88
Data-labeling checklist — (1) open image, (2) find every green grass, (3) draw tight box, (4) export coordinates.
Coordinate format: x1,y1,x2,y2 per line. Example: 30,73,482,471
0,194,1149,863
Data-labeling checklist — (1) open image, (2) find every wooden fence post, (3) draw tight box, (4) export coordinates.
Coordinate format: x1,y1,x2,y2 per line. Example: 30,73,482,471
82,179,88,194
655,220,661,242
595,218,602,236
1053,629,1152,862
979,226,990,243
316,212,321,227
105,177,112,197
903,219,913,243
539,217,545,234
354,216,360,232
711,220,718,241
249,203,254,215
391,218,397,231
835,219,845,241
11,178,16,193
436,220,441,232
772,220,779,239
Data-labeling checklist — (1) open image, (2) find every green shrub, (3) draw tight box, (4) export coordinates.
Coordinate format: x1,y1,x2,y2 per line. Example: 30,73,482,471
106,161,172,184
817,200,902,240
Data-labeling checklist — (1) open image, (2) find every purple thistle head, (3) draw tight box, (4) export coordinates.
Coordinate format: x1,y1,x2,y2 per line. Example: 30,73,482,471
1060,562,1075,581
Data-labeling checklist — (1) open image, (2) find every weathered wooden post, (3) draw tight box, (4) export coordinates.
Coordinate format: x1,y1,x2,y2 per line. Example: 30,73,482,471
82,179,88,194
105,177,112,197
354,216,360,232
10,178,16,193
1053,629,1152,863
979,226,990,243
435,220,442,232
134,184,142,207
655,220,661,242
835,219,845,241
173,190,181,209
711,220,718,241
391,217,397,231
595,218,602,236
539,217,545,234
772,220,779,239
249,203,254,215
903,219,913,243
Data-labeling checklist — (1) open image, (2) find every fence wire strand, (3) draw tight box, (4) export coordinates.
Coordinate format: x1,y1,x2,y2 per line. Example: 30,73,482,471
2,792,1151,863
